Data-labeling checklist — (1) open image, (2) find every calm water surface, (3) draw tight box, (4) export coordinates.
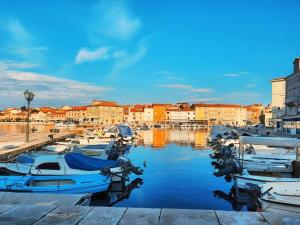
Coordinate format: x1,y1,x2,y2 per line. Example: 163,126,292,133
93,129,242,210
0,124,242,210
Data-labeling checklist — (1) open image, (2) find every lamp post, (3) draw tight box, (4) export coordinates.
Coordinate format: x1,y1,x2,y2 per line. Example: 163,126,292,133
24,90,35,142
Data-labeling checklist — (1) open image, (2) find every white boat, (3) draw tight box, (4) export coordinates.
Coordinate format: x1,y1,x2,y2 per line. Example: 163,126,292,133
0,153,143,182
237,136,299,174
234,169,300,189
233,136,300,190
42,144,70,153
260,181,300,206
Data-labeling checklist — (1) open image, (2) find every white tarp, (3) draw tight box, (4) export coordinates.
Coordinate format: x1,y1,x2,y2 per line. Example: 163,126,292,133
239,136,300,148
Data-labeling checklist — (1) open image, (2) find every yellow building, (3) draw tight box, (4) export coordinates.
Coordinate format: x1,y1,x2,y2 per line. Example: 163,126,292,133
86,100,124,125
193,104,246,126
66,106,87,122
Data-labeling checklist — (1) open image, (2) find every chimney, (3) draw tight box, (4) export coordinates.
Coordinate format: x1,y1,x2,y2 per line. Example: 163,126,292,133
293,58,300,73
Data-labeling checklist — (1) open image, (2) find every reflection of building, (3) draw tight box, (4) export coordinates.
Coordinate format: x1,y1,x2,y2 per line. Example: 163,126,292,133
86,100,123,125
271,77,286,130
193,129,209,149
193,104,247,126
152,129,167,149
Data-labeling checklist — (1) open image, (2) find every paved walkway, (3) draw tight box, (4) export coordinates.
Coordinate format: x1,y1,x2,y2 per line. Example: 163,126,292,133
0,204,299,225
0,131,75,157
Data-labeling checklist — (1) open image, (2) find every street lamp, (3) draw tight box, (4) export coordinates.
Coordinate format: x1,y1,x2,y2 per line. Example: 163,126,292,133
24,90,35,142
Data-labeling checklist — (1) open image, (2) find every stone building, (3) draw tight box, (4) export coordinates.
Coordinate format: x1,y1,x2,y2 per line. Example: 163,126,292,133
86,100,123,125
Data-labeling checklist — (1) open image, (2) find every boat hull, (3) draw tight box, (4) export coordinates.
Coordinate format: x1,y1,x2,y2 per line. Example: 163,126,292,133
0,174,110,194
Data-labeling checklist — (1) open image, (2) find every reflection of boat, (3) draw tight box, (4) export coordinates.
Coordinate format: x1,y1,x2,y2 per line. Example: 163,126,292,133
0,174,109,194
91,178,144,206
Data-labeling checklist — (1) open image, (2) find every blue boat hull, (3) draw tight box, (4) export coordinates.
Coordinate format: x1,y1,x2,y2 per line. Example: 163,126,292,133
0,174,110,194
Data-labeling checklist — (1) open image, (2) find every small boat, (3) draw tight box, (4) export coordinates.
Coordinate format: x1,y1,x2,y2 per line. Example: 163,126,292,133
43,144,70,153
260,181,300,206
0,174,109,194
234,169,300,189
0,151,143,182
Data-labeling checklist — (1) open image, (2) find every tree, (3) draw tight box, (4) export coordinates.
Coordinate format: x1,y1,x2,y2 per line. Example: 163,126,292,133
20,106,27,111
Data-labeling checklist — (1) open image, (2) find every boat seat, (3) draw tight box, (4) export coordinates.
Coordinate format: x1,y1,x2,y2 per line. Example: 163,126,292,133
65,153,118,171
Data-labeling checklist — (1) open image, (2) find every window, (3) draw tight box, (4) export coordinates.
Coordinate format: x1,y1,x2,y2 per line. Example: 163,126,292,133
36,162,60,170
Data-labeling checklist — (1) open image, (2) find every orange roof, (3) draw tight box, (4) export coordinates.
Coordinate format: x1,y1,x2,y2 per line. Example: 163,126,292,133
192,103,242,108
130,104,145,113
68,106,87,111
52,110,66,115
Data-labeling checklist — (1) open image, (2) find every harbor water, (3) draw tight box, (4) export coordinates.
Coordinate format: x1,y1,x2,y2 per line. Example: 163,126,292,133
0,124,244,210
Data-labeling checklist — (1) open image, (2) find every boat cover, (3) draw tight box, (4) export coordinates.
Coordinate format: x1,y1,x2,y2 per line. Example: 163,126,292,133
65,153,118,171
16,154,35,164
117,125,132,137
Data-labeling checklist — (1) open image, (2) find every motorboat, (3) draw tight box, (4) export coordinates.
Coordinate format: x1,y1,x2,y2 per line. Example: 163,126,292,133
234,169,300,189
0,174,109,194
42,144,71,153
0,152,143,182
260,181,300,207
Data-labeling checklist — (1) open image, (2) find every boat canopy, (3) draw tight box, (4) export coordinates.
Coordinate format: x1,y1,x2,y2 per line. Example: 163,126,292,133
239,136,300,148
65,153,118,171
16,154,35,164
117,125,133,137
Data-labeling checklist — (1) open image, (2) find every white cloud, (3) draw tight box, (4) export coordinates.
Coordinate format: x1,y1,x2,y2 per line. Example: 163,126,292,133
0,64,111,107
223,71,250,78
88,0,141,41
2,19,47,61
223,73,240,77
0,60,38,70
157,84,213,93
189,97,222,103
75,46,126,64
245,83,255,88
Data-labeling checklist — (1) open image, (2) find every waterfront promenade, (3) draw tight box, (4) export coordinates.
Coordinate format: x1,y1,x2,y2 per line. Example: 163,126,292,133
0,131,75,157
0,204,299,224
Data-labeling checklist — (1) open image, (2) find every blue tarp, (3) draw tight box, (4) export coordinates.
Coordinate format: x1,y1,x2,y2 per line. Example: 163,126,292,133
16,154,35,164
117,125,132,137
65,153,118,171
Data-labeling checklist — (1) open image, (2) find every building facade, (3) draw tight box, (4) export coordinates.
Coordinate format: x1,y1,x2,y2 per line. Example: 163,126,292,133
193,104,247,126
66,106,87,123
282,58,300,134
86,100,123,125
271,77,286,130
153,104,167,123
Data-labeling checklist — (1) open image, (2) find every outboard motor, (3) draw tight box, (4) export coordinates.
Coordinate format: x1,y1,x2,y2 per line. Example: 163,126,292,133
116,156,144,176
213,159,242,177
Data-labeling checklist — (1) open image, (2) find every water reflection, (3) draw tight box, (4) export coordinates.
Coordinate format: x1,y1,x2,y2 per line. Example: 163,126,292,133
0,123,54,136
138,128,210,149
91,178,144,206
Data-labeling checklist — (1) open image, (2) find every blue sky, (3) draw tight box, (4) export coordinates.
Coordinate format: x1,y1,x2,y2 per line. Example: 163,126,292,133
0,0,300,108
